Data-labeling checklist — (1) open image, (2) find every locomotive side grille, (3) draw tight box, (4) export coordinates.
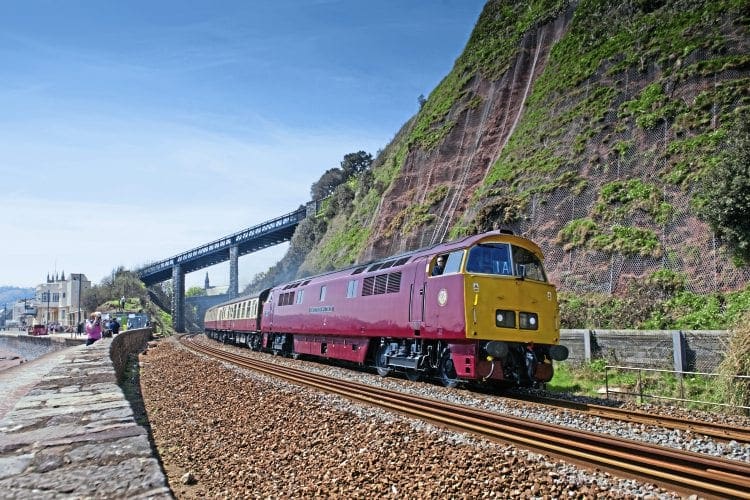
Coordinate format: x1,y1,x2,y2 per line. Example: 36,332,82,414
362,276,375,296
278,291,295,306
386,272,401,293
374,274,388,294
362,272,401,296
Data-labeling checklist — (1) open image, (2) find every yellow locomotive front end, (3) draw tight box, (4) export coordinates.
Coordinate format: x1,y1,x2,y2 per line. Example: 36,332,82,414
460,233,567,384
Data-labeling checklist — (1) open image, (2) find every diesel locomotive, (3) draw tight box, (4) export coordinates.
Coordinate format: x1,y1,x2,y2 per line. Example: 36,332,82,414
204,230,568,387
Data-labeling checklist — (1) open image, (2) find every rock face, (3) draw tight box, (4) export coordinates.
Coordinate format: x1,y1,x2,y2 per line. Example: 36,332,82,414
368,12,572,258
345,0,750,295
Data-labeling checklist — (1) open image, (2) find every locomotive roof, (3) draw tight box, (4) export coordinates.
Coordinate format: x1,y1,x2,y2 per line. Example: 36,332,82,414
270,229,543,289
207,230,543,310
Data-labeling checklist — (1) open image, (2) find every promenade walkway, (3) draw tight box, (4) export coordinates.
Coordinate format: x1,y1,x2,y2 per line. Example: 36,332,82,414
0,333,172,498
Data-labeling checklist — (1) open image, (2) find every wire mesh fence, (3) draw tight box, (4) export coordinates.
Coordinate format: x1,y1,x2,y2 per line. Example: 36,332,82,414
603,365,750,412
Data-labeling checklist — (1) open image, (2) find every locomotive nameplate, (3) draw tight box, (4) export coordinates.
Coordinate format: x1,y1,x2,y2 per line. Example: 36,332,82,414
309,305,334,313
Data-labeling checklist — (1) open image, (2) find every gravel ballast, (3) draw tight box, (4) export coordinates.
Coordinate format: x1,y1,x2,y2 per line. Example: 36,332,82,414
140,338,685,498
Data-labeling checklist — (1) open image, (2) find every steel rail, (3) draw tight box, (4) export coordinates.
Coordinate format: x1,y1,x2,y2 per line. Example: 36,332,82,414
509,392,750,444
181,336,750,499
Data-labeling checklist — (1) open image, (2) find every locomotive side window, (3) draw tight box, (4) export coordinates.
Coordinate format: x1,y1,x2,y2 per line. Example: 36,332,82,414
466,243,513,275
511,245,547,282
319,285,327,301
346,279,358,298
444,250,464,274
430,250,464,277
296,290,305,304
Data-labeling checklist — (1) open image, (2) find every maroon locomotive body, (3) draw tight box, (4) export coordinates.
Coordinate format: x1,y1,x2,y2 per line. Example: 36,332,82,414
205,230,567,387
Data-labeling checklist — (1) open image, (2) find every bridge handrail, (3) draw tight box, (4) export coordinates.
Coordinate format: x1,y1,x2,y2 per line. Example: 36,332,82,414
138,206,307,277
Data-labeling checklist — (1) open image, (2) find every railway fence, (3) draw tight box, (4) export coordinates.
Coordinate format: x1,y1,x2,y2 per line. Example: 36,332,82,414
561,328,728,373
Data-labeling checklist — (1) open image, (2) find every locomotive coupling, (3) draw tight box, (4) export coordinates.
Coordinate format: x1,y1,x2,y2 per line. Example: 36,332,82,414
483,341,509,360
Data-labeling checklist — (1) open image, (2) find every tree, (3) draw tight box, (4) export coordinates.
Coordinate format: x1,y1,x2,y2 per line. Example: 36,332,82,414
340,151,373,179
186,286,206,297
418,94,427,109
702,114,750,265
311,168,345,200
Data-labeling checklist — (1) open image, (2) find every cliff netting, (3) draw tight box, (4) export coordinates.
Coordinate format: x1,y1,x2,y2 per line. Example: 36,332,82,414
303,0,749,296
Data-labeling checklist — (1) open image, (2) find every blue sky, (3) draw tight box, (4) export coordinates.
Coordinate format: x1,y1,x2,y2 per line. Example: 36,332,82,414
0,0,485,289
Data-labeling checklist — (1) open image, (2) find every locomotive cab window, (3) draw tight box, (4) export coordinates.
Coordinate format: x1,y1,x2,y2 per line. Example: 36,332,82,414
466,243,513,275
430,250,463,277
511,245,547,282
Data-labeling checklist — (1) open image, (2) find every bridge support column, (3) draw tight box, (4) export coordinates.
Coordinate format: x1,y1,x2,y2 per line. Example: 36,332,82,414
172,264,185,332
229,244,239,299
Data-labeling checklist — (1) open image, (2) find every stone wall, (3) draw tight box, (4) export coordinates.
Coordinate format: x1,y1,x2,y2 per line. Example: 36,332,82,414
110,327,153,381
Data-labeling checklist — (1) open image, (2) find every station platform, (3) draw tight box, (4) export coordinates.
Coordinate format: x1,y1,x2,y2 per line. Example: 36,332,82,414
0,335,172,498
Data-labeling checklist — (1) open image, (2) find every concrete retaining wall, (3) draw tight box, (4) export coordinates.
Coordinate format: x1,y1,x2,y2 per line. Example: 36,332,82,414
0,333,84,361
560,329,728,372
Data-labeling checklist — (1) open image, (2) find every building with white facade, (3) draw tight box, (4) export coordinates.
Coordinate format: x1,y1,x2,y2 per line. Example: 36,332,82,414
33,273,91,327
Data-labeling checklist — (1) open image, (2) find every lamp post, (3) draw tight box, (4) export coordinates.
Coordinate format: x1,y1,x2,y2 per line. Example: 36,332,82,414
77,275,82,326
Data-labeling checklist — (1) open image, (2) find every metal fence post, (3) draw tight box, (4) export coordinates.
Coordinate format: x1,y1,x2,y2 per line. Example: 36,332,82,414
672,330,685,373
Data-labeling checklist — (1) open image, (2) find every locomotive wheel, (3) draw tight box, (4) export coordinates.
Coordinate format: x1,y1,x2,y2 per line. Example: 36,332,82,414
405,369,421,382
375,344,391,377
249,335,261,351
439,353,459,388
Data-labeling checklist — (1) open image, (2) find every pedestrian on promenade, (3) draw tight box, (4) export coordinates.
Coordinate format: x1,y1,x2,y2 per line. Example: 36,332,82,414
85,312,102,346
110,316,120,335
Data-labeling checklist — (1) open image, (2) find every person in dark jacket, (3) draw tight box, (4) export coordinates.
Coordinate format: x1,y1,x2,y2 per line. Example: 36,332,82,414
110,317,120,335
432,255,446,276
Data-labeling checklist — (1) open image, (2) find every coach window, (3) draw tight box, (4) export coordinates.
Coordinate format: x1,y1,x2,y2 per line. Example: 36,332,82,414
320,285,327,301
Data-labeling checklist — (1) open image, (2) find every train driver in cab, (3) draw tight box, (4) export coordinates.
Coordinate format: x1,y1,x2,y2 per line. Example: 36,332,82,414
432,255,446,276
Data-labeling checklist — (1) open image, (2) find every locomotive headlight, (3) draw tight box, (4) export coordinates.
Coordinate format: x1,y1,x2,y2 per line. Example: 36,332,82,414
519,312,538,330
495,309,515,328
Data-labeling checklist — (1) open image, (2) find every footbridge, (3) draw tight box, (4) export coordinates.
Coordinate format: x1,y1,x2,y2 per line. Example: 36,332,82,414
137,202,317,331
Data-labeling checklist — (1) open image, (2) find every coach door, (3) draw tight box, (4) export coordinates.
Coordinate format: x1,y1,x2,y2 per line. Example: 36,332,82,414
408,257,427,331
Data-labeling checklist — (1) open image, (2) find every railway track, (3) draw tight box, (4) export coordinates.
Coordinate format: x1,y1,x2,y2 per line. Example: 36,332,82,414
180,335,750,498
508,392,750,444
